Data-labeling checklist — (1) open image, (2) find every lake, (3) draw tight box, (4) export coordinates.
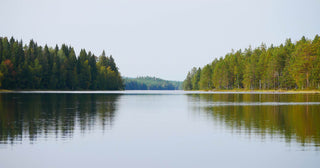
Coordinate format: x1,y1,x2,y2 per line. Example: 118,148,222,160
0,91,319,168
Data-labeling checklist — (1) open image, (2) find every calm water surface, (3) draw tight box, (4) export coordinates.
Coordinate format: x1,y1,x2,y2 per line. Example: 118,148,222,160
0,91,320,168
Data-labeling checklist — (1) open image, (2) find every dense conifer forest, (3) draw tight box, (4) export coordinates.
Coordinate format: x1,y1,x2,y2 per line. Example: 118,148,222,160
124,76,182,90
0,37,123,90
183,35,320,90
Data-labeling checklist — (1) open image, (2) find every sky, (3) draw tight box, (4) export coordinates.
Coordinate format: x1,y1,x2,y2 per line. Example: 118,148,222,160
1,0,319,81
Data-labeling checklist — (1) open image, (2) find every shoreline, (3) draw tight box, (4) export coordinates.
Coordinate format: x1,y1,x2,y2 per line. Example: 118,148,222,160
201,89,320,94
0,89,12,92
1,89,320,94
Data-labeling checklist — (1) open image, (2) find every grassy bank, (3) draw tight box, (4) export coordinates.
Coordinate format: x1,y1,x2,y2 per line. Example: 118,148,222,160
0,89,12,92
205,89,320,94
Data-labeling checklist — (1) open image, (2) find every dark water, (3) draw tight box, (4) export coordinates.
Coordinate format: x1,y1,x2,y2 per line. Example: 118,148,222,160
0,91,319,168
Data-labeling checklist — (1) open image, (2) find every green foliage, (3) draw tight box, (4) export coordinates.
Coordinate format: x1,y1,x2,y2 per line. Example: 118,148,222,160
0,71,3,87
192,68,201,90
182,71,193,90
183,67,200,90
183,34,320,90
0,36,123,90
124,76,182,90
199,64,212,90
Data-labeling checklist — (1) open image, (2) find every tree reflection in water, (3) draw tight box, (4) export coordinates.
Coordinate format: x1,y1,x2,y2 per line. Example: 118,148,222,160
188,94,320,147
0,93,119,144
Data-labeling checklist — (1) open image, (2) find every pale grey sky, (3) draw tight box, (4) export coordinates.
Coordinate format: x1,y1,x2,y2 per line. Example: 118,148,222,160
1,0,319,81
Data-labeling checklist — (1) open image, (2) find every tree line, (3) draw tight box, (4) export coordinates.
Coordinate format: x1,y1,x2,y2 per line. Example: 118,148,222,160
0,37,123,90
183,35,320,90
124,76,182,90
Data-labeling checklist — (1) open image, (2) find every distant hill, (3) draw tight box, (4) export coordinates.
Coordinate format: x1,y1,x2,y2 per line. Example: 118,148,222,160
124,76,182,90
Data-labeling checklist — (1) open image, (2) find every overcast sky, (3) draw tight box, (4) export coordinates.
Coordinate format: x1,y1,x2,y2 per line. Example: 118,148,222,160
1,0,319,81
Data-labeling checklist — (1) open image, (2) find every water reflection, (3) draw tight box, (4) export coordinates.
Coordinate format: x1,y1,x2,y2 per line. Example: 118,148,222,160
188,94,320,147
0,93,119,144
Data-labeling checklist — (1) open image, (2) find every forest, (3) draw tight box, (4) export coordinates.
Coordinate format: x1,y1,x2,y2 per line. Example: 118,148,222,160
0,37,123,90
183,35,320,90
124,76,182,90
